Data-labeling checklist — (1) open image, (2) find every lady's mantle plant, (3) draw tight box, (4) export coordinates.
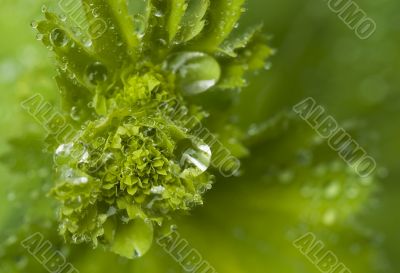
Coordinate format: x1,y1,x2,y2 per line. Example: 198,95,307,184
32,0,271,258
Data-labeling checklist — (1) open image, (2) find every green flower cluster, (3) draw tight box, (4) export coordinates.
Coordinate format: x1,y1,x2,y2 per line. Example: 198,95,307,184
32,0,271,258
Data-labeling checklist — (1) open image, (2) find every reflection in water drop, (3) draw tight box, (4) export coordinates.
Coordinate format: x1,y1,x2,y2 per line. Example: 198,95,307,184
110,218,153,259
165,52,221,96
54,143,74,165
50,28,70,47
86,62,108,85
175,138,212,178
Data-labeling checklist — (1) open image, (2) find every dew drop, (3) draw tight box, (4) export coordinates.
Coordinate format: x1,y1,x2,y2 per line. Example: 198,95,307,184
59,14,67,22
150,185,165,195
133,15,146,38
175,138,212,178
110,218,153,259
41,5,48,13
50,28,70,47
86,62,108,85
36,33,44,41
165,52,221,96
154,10,164,17
92,8,100,17
30,20,38,29
54,143,74,165
83,38,93,48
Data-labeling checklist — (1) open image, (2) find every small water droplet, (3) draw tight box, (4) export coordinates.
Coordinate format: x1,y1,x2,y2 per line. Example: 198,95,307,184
175,138,212,178
83,38,93,48
165,52,221,96
86,62,108,85
54,143,74,165
70,106,80,121
36,33,44,41
30,20,38,29
92,8,100,17
133,15,146,38
59,14,67,22
154,10,164,17
41,5,48,13
150,185,165,195
50,28,70,47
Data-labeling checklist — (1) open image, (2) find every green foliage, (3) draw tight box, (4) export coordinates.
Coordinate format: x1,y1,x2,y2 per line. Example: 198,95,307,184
31,0,271,258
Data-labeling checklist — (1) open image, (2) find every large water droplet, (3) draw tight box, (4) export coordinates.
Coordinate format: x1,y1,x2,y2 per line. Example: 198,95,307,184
165,52,221,96
54,143,74,165
110,218,153,259
60,167,89,185
86,62,108,85
175,138,212,178
50,28,70,47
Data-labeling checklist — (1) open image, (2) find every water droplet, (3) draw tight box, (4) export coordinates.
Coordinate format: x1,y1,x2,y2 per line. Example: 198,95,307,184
165,52,221,96
83,38,93,48
70,106,80,121
36,33,44,41
41,5,48,13
133,15,146,38
150,185,165,195
175,138,212,178
30,20,38,29
60,167,89,185
92,8,100,17
59,14,67,22
86,62,108,85
54,143,74,165
110,218,153,259
154,10,164,17
50,28,70,47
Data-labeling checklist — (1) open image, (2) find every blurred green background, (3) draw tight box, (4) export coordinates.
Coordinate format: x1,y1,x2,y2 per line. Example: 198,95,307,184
0,0,399,272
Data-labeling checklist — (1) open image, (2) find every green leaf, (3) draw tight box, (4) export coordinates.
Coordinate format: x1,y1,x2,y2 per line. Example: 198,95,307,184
176,0,209,43
166,0,188,43
193,0,245,52
81,0,139,67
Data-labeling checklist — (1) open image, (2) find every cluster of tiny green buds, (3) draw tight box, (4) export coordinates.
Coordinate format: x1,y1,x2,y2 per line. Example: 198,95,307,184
33,0,271,258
